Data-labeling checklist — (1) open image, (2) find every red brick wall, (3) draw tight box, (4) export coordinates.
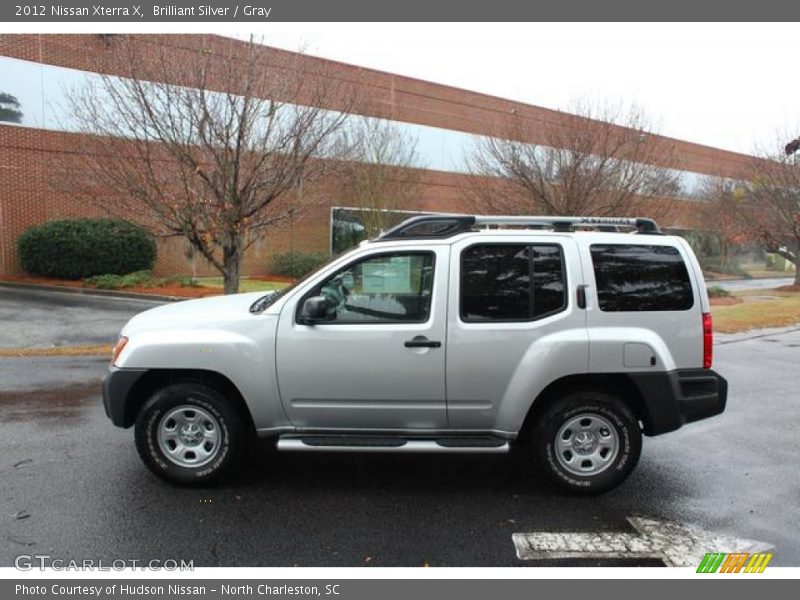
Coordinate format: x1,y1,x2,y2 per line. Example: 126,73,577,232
0,126,311,277
0,33,760,179
0,34,752,277
0,124,700,277
0,125,501,277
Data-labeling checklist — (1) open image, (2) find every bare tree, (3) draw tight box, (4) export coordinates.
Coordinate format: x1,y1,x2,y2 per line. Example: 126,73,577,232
712,137,800,286
0,91,23,123
464,100,681,221
687,177,753,273
340,117,423,238
63,35,354,293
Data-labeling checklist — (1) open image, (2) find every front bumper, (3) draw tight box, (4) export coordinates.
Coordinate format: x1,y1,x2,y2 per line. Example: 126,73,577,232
102,366,148,428
630,368,728,436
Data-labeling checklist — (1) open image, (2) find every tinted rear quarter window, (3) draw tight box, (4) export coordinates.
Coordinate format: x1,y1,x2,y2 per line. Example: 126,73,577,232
590,244,694,312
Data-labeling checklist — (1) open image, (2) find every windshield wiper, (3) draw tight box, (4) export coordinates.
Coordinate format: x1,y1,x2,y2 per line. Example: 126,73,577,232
249,283,297,314
249,291,279,314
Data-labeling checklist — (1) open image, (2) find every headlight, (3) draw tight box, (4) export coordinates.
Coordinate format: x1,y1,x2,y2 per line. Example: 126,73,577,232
111,336,129,365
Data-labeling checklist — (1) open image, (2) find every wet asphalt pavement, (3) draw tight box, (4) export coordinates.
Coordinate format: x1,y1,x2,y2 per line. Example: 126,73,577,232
0,286,165,349
1,326,799,567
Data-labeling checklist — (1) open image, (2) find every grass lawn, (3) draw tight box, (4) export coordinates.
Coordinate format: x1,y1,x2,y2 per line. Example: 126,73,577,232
712,289,800,333
195,277,291,293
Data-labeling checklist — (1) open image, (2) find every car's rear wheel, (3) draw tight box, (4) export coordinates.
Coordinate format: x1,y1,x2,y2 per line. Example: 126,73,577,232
532,391,641,495
134,382,245,485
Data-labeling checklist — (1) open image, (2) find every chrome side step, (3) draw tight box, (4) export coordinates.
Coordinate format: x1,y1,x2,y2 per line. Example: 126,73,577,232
277,436,510,454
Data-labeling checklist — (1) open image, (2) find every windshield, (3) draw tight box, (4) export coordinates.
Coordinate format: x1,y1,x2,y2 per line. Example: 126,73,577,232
249,252,347,313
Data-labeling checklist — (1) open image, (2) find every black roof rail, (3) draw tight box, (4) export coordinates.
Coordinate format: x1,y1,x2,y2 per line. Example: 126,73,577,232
379,214,476,239
376,214,662,241
632,218,662,234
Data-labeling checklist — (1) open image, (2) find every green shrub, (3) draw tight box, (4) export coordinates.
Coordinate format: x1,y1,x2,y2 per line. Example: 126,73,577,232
84,270,157,289
269,251,330,278
707,285,732,298
177,276,200,287
120,270,155,287
16,218,156,280
83,274,126,289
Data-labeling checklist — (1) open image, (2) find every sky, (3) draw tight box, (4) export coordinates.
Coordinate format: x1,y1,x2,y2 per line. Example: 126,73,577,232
242,22,800,156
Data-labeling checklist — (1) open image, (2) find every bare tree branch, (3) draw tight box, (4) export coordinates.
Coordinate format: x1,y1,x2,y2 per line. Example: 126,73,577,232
340,117,424,238
59,35,356,293
708,132,800,286
463,100,682,222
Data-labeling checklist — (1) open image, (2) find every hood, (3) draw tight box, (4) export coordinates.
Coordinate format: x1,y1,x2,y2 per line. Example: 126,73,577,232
121,291,272,335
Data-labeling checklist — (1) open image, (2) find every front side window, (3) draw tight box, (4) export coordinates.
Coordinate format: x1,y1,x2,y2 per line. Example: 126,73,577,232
461,244,567,322
590,244,694,312
304,252,435,324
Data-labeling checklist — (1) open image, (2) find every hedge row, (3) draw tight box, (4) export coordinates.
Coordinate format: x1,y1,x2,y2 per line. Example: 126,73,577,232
16,218,336,282
269,251,331,278
17,218,156,280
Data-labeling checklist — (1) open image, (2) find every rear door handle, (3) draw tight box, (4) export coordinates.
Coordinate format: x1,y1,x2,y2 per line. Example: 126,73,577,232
404,336,441,348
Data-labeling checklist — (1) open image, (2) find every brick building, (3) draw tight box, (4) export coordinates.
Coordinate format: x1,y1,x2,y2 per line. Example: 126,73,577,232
0,34,758,278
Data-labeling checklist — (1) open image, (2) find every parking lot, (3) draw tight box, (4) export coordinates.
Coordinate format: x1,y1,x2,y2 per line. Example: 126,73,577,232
0,286,164,349
1,289,798,567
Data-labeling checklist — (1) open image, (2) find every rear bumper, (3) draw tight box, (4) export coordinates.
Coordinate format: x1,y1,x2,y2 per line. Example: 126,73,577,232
630,368,728,436
102,366,148,428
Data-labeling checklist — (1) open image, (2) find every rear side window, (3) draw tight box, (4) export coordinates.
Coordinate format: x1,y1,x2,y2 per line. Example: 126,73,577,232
461,244,566,321
590,244,694,312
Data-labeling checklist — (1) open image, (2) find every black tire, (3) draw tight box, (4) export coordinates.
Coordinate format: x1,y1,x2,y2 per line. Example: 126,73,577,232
134,382,245,485
532,391,641,495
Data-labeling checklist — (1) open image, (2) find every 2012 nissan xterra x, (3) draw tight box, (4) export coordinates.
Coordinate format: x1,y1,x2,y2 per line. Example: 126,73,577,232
103,214,727,494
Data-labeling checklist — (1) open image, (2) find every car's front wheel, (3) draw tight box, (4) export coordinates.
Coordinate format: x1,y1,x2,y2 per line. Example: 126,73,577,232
532,391,642,495
134,382,245,485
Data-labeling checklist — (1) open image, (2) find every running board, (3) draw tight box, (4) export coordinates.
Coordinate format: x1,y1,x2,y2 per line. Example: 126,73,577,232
277,436,510,454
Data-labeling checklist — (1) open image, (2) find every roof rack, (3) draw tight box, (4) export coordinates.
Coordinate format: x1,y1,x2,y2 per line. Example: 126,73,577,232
378,214,661,240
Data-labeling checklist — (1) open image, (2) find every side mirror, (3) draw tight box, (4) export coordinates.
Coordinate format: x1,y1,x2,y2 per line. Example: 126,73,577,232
299,296,332,324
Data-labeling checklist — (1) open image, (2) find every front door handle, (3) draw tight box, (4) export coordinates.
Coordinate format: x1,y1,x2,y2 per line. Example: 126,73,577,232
404,336,442,348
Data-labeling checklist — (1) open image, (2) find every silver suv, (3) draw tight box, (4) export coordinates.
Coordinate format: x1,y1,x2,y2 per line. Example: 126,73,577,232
103,214,727,494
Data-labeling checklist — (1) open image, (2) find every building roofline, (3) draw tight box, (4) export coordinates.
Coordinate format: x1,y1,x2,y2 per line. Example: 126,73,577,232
0,33,765,179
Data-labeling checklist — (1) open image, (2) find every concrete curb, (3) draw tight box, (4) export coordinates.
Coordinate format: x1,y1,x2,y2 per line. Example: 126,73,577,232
0,280,183,303
716,324,800,345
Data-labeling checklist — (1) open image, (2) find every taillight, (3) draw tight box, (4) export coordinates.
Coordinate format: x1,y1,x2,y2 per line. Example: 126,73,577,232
702,313,713,369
